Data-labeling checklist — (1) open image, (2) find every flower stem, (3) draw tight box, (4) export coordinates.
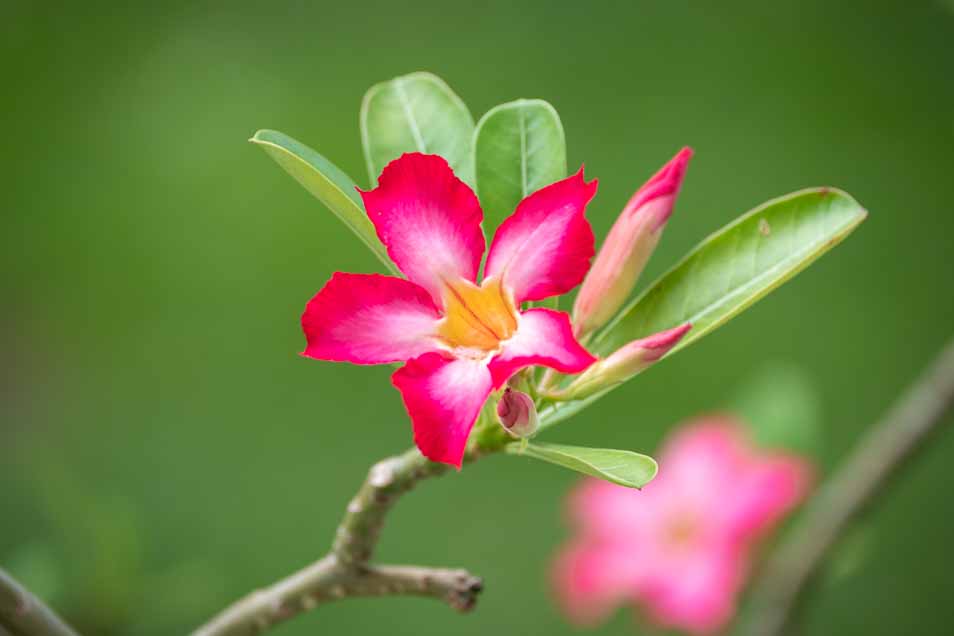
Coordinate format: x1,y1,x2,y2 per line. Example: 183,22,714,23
742,336,954,636
192,444,493,636
333,447,451,565
0,568,80,636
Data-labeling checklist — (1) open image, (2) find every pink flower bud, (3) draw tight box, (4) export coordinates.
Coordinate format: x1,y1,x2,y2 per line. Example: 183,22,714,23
559,323,691,400
573,148,693,339
496,388,539,438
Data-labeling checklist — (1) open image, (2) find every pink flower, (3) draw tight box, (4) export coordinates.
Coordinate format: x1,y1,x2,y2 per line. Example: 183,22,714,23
301,153,598,467
552,417,812,634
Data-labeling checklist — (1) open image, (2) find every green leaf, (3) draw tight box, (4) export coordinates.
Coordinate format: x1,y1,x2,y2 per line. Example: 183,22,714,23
249,129,398,275
593,188,867,357
474,99,567,233
731,362,823,456
506,441,657,489
360,72,475,186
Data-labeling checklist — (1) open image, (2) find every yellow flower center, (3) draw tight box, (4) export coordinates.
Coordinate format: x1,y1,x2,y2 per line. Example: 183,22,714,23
438,277,518,352
663,513,701,551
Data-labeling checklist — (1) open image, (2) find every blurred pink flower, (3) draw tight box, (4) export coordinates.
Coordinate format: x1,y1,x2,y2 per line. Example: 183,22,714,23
552,417,812,634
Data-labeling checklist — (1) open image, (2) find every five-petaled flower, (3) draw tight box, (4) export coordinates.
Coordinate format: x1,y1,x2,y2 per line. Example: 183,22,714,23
552,417,812,634
301,153,598,467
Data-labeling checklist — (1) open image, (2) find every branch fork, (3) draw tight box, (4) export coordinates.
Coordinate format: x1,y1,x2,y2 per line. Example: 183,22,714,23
192,446,488,636
5,339,952,636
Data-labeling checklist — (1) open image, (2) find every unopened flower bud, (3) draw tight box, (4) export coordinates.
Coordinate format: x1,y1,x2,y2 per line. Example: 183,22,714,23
496,388,539,438
559,323,691,400
573,148,693,339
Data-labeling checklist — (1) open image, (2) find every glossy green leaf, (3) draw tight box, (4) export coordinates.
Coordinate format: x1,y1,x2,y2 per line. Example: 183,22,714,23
249,129,397,274
506,441,657,489
593,188,867,357
474,99,567,233
360,72,475,186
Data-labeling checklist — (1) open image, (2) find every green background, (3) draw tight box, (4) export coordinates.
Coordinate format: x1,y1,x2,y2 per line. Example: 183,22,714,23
3,1,953,634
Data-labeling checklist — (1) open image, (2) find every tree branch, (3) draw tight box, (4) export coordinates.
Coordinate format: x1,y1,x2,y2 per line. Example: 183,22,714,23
333,447,453,566
192,556,482,636
743,336,954,636
192,445,488,636
0,568,79,636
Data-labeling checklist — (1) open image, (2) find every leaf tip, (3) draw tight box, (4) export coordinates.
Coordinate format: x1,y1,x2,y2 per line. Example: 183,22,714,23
645,455,660,483
248,129,275,145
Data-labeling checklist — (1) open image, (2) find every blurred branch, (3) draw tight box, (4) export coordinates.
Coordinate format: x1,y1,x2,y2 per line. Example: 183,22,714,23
744,336,954,636
192,446,486,636
0,568,80,636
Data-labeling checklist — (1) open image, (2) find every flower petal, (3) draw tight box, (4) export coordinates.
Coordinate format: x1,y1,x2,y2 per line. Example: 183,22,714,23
721,453,812,542
391,352,492,467
488,308,596,388
484,168,597,303
658,418,811,542
653,419,754,518
302,272,441,364
566,477,658,541
359,153,485,304
552,540,643,627
641,545,743,635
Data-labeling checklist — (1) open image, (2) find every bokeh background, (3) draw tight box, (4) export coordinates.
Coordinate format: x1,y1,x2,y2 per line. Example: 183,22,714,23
3,1,953,634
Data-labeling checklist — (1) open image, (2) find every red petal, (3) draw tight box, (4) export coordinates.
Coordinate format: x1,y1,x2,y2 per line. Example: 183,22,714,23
484,168,597,303
391,352,492,468
359,153,485,305
488,308,596,388
641,546,743,635
552,541,633,627
302,272,441,364
721,454,812,542
659,419,812,543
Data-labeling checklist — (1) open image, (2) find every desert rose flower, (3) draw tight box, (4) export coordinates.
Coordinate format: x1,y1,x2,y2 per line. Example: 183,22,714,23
572,148,693,339
552,417,811,634
301,153,599,467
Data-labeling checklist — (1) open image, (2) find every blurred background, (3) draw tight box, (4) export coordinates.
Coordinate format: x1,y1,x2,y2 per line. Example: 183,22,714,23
2,0,953,634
